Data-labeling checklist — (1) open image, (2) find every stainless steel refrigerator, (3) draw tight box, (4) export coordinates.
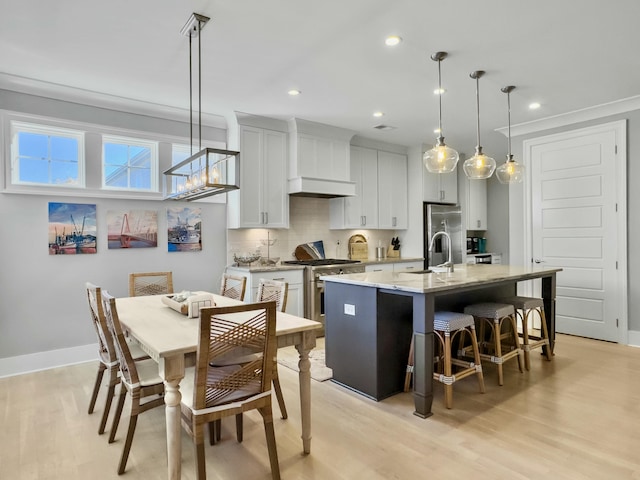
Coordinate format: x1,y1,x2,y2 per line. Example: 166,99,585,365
423,203,464,268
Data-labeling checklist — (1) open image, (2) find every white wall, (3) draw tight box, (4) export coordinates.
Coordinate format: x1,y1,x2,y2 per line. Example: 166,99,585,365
0,90,229,374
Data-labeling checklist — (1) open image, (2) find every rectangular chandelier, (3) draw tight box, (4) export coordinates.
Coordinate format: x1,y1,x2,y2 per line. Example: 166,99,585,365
163,147,240,201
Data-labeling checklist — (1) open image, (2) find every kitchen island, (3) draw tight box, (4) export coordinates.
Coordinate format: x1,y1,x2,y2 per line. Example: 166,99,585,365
322,264,561,418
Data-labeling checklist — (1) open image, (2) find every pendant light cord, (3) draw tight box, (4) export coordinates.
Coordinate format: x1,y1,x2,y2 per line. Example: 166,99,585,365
189,33,193,156
507,89,512,157
198,19,202,152
437,59,443,136
475,75,481,149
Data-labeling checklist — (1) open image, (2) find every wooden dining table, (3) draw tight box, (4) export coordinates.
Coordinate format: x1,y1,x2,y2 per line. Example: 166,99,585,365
116,292,322,480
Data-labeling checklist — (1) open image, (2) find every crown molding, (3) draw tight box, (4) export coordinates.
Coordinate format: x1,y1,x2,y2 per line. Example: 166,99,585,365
495,95,640,137
0,72,227,129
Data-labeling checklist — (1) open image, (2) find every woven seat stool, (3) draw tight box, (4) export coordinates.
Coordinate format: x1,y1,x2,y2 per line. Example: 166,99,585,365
501,296,552,370
463,302,523,386
405,311,485,409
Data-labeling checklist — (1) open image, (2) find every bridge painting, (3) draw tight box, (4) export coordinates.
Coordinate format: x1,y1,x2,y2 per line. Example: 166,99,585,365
107,209,158,249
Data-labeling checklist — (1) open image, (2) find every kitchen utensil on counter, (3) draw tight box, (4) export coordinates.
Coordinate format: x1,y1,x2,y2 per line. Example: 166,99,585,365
260,231,277,264
348,234,368,260
294,241,326,260
375,246,386,259
387,237,401,258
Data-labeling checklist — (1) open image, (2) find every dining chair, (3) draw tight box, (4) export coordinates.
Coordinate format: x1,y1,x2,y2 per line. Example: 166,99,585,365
180,301,281,480
101,290,165,475
128,271,174,297
86,282,149,436
257,279,288,420
220,273,247,301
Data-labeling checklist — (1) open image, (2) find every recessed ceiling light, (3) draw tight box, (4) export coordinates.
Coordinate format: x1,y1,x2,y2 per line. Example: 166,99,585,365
373,111,384,118
288,89,301,96
433,88,446,95
385,35,402,46
529,102,541,110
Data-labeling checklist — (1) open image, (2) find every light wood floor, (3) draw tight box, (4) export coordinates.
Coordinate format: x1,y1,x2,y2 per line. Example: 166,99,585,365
2,334,640,479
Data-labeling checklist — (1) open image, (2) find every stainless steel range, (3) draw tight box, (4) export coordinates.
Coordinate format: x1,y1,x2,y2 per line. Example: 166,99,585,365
283,259,365,334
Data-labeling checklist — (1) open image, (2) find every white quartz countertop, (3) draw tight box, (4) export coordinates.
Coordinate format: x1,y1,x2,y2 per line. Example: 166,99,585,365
320,263,562,294
226,264,305,273
226,257,422,272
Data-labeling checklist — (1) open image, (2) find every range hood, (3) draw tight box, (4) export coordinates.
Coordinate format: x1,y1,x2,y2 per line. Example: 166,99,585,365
288,118,356,198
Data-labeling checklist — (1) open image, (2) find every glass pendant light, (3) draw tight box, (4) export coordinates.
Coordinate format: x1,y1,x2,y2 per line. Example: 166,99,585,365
423,52,459,173
463,70,496,179
496,85,525,184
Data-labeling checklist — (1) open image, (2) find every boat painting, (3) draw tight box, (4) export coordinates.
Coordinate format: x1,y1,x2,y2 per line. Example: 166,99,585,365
48,202,97,255
167,206,202,252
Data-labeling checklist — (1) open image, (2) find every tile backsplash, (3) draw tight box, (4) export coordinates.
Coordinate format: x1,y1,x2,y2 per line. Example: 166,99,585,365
227,196,405,264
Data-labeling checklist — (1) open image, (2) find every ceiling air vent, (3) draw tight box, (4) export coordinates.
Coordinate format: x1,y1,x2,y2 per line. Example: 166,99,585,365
373,124,397,131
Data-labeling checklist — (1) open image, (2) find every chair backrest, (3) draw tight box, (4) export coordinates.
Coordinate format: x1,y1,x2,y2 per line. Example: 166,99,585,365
193,302,277,410
220,273,247,302
256,279,288,313
129,271,173,297
101,290,140,387
86,282,118,366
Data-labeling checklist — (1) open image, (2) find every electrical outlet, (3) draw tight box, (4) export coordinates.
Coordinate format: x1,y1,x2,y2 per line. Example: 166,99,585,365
344,304,355,316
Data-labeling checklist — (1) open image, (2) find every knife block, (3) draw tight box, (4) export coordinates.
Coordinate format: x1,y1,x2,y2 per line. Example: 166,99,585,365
387,246,400,258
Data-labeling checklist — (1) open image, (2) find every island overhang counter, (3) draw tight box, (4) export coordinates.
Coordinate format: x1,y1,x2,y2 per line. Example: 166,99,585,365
321,263,561,418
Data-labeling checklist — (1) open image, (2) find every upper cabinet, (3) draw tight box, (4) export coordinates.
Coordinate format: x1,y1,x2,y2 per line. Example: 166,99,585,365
377,151,408,229
330,146,378,228
288,118,356,197
458,173,488,231
227,122,289,229
330,145,408,230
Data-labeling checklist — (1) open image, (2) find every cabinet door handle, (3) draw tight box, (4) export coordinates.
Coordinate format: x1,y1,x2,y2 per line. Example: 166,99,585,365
477,219,481,228
392,216,397,227
440,190,444,201
272,277,285,281
260,212,265,224
265,212,269,225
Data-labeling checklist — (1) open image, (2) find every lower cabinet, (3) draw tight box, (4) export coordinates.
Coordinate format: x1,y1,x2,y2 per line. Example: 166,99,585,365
224,267,304,318
365,260,424,273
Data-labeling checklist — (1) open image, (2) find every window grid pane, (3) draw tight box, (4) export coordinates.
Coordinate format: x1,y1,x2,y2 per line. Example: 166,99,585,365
103,137,156,191
13,127,81,186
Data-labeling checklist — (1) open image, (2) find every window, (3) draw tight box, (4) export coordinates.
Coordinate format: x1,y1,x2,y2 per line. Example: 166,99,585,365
11,121,84,187
103,135,157,191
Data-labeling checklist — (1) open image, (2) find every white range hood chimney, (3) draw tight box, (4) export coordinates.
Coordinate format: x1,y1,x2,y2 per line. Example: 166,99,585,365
288,118,356,198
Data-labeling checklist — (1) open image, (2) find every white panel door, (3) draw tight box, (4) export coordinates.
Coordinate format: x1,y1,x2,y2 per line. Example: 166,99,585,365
531,126,620,341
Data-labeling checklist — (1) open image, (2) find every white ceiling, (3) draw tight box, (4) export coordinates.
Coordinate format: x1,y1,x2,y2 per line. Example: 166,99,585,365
2,0,640,155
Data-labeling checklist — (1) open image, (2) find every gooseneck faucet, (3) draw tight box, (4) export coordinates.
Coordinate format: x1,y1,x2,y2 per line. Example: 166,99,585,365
428,231,454,273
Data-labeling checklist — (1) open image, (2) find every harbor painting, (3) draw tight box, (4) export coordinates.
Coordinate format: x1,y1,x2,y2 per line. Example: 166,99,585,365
107,210,158,249
48,202,97,255
167,206,201,252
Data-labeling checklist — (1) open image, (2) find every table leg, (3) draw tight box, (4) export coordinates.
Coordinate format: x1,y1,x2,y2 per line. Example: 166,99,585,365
541,273,557,355
160,355,185,480
295,331,316,454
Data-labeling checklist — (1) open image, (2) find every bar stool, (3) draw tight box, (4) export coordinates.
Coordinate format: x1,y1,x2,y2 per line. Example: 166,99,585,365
405,311,485,409
501,296,552,370
463,302,523,386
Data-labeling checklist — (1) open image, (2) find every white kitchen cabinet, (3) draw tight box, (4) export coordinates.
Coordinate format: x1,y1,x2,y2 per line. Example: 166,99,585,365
225,267,304,317
330,146,408,230
423,167,458,204
365,263,394,273
393,261,423,272
227,125,289,229
330,146,378,229
377,151,408,229
458,174,487,231
295,133,350,182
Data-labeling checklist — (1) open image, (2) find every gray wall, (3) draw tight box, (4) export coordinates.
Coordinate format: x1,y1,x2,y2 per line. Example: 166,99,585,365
0,91,229,360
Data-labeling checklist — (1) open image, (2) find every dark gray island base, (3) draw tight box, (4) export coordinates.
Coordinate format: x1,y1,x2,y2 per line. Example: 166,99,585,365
323,264,560,418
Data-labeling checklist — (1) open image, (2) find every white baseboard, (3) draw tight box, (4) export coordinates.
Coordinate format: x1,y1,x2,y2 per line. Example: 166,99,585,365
627,330,640,348
0,343,98,378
